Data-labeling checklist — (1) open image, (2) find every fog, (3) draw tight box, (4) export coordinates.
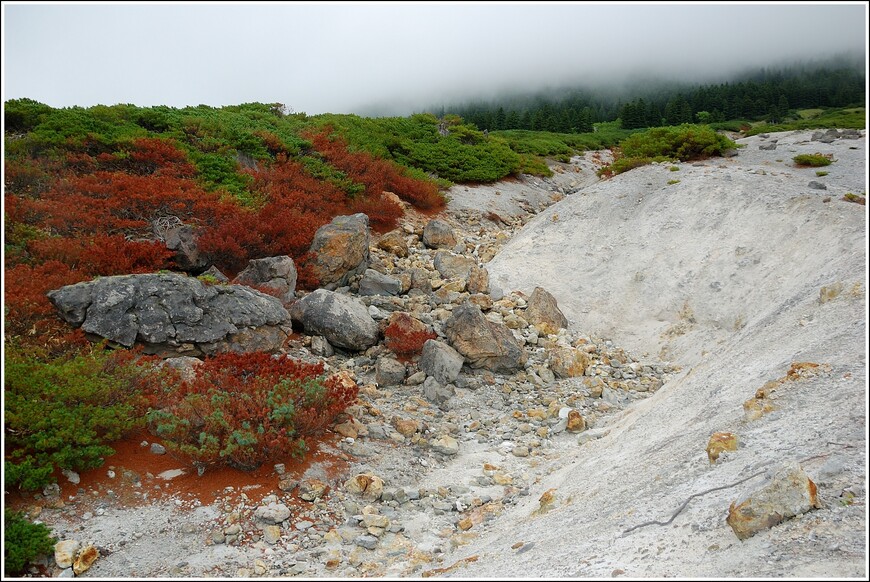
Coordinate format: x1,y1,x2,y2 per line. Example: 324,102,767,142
3,3,866,115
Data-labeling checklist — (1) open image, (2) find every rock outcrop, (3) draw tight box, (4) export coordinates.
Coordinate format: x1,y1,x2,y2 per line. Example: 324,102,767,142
47,273,291,356
289,289,379,351
308,214,370,289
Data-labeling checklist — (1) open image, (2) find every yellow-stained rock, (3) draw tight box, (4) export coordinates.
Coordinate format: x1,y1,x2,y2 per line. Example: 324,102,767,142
566,410,586,433
73,545,99,575
706,432,739,463
727,462,821,540
344,474,384,501
549,347,591,379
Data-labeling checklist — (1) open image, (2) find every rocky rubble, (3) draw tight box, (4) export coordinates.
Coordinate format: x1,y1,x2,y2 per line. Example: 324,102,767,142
32,153,686,578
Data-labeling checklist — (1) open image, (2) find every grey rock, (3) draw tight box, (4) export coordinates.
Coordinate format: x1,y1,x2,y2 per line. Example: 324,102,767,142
430,435,459,456
308,214,370,290
409,268,433,293
163,224,210,273
358,269,402,296
405,370,427,385
310,335,334,357
759,142,777,151
376,357,406,387
422,376,455,408
419,340,464,384
422,219,457,249
254,503,292,525
150,443,167,455
233,256,297,302
47,273,290,356
354,535,379,550
433,252,476,280
808,181,827,190
289,289,379,350
444,303,527,372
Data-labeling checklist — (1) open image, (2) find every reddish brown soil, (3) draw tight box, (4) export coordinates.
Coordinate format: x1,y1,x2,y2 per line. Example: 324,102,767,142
6,429,352,512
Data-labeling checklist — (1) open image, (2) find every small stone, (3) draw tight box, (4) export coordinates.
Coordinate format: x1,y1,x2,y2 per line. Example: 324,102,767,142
254,559,267,576
457,517,473,531
263,525,282,545
73,545,99,575
150,443,166,455
344,474,385,501
298,479,328,502
707,432,739,463
430,435,460,456
62,469,80,485
355,535,380,550
566,409,586,433
54,540,80,569
512,446,530,458
254,502,291,524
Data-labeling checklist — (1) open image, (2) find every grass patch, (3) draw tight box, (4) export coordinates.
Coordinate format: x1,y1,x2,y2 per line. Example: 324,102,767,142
815,170,829,177
794,153,834,167
667,179,681,185
669,166,680,171
745,107,865,136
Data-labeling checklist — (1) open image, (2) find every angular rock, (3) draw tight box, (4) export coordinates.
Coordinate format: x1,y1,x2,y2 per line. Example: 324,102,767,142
163,224,210,273
308,214,370,289
299,479,328,502
419,340,464,385
345,474,384,501
73,545,99,576
54,540,80,570
707,432,739,463
46,273,291,356
807,181,827,190
199,265,229,284
549,347,591,378
444,303,527,372
376,357,406,387
566,409,586,433
377,230,409,258
262,525,282,545
409,268,433,293
467,266,490,295
310,335,334,357
150,443,167,455
290,289,379,350
358,269,402,296
430,435,459,456
254,502,291,525
524,287,569,335
422,376,455,408
232,256,297,302
727,462,822,540
422,219,457,249
355,535,379,550
433,252,476,281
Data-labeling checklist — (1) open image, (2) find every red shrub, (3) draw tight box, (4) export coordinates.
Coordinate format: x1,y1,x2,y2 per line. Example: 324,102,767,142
384,313,437,356
147,352,358,472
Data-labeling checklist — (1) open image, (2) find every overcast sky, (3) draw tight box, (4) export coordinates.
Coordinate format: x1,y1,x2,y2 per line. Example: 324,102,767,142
3,2,867,115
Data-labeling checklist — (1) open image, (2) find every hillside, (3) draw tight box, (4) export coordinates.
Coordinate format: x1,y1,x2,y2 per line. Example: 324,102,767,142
459,129,867,577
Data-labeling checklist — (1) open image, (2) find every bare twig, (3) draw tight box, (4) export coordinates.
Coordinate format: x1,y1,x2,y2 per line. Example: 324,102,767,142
622,470,766,535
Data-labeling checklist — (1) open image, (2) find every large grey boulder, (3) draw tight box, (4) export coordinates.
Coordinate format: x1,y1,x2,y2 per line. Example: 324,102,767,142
233,256,297,303
524,287,569,335
47,273,291,356
444,303,527,372
307,214,370,289
289,289,379,351
419,339,464,384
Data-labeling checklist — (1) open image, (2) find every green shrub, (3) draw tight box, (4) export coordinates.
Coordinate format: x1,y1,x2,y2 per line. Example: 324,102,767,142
669,166,680,172
793,153,834,167
517,154,554,177
4,510,57,576
815,170,829,177
599,125,736,176
4,347,166,490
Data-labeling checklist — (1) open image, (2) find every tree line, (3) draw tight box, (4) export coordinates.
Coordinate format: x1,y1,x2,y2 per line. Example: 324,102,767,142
442,62,865,133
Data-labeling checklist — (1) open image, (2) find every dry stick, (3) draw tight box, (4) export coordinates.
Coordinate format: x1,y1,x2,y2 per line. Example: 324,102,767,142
622,446,849,536
622,470,766,536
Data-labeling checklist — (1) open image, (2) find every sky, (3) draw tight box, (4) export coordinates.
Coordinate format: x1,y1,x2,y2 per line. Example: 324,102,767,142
2,2,867,116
